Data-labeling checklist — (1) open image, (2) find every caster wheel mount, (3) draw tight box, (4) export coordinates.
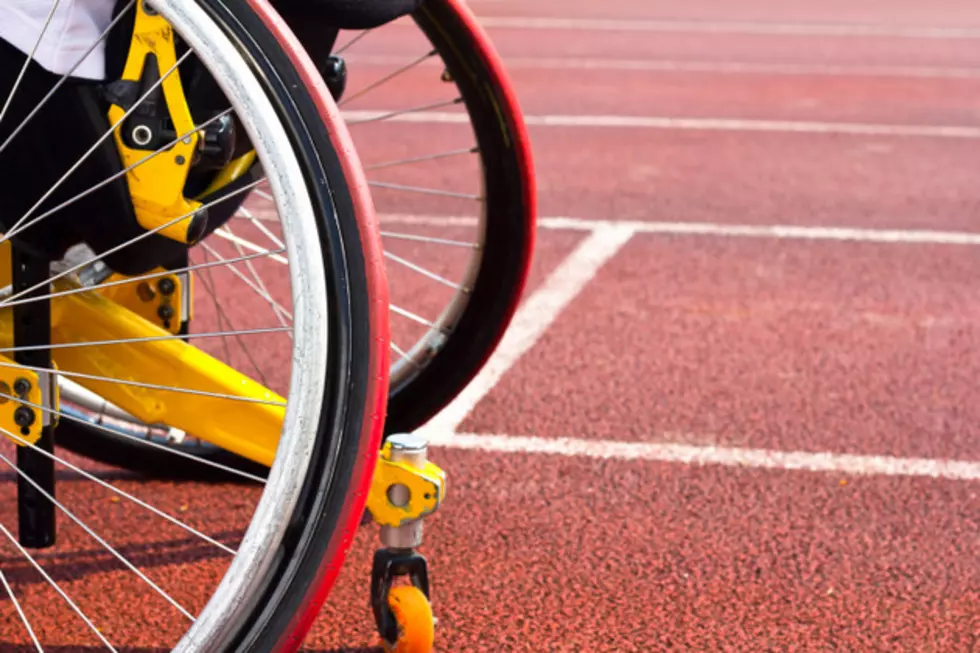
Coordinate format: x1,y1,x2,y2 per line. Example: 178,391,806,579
367,434,446,653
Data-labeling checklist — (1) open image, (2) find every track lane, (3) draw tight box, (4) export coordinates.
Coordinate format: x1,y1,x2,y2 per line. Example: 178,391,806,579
342,62,980,126
524,127,980,229
465,0,980,27
324,117,980,232
341,25,980,70
462,234,980,462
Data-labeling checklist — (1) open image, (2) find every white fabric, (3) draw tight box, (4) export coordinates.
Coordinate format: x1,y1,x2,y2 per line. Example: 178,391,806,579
0,0,114,80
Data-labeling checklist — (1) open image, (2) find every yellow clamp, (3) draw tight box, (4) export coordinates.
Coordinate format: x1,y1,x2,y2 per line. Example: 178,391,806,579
0,354,59,446
97,269,191,334
367,440,447,528
108,1,204,244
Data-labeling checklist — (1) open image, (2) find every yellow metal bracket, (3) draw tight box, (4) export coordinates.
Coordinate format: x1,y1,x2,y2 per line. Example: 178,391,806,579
108,1,203,244
0,354,59,446
97,269,190,334
367,441,447,528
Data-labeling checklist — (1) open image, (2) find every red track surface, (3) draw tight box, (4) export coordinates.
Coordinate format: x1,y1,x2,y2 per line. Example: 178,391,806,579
3,0,980,650
327,1,980,649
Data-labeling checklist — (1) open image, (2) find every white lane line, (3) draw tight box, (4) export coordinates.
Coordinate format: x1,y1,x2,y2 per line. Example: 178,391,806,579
471,17,980,40
341,110,980,138
344,54,980,80
417,224,635,434
378,213,980,246
428,432,980,481
235,208,980,249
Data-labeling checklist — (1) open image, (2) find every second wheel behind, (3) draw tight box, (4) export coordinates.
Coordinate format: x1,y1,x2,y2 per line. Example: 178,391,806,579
53,0,536,479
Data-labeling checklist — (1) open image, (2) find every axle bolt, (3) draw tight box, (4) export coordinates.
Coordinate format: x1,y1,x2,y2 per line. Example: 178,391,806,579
14,406,35,428
13,378,31,396
158,277,176,296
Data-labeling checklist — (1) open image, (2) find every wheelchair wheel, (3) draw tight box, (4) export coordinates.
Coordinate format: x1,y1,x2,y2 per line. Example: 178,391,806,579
0,0,387,648
343,0,537,436
53,0,535,480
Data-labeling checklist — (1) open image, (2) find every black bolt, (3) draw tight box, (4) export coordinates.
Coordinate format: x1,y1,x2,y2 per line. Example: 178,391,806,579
158,277,176,296
14,406,35,428
175,154,186,165
13,378,31,396
158,304,175,322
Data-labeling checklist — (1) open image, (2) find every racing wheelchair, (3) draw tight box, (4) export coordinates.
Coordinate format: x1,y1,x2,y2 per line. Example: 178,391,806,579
0,0,534,650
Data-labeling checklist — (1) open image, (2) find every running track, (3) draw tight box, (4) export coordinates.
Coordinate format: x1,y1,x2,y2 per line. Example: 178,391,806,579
312,1,980,650
2,0,979,650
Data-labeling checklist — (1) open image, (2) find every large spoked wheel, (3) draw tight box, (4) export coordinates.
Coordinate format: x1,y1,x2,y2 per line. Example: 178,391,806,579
53,0,534,480
0,0,386,649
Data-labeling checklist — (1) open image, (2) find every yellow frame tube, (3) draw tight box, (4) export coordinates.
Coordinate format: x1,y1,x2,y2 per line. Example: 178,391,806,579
0,280,284,467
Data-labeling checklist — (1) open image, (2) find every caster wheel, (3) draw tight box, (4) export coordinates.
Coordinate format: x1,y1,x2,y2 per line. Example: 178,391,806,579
383,585,435,653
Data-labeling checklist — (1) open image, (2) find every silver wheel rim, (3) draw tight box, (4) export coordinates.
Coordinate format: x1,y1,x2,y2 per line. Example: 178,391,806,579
155,0,329,649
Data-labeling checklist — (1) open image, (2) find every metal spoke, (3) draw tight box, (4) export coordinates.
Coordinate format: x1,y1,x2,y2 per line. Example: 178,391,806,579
365,146,478,171
0,326,291,354
196,248,268,384
390,303,446,332
0,570,43,652
236,205,285,249
384,251,466,291
222,224,292,329
340,49,437,106
57,414,264,484
381,231,477,248
198,248,234,363
0,447,196,621
240,191,291,247
252,188,275,203
0,522,118,652
378,214,480,228
333,28,372,55
212,228,288,265
199,242,293,321
0,359,286,406
345,97,463,126
391,340,420,369
231,211,278,223
369,180,481,200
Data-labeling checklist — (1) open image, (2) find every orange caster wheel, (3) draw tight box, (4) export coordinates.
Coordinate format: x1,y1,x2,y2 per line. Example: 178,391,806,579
372,549,435,653
384,585,435,653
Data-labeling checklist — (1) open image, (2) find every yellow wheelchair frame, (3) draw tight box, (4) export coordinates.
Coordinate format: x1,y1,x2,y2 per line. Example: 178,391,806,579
0,0,444,503
0,4,447,648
